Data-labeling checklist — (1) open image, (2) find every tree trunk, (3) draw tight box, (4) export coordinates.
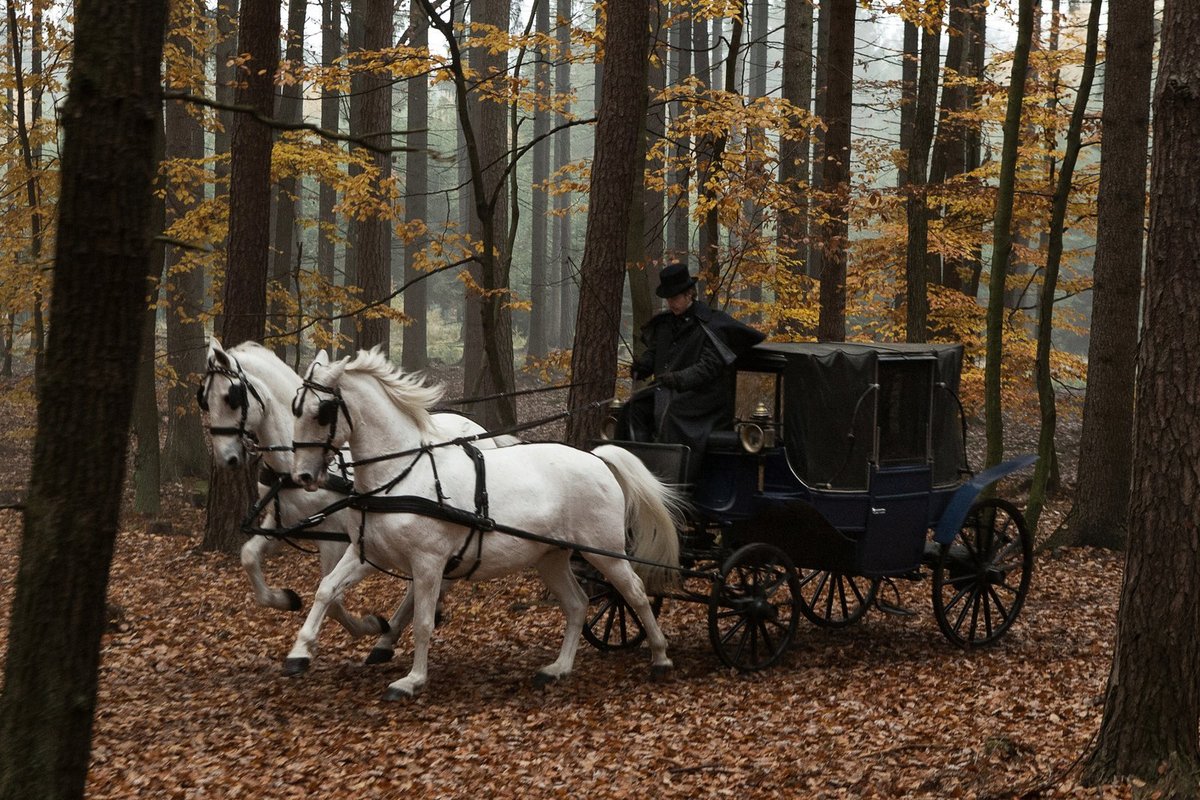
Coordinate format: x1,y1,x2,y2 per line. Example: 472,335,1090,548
1083,4,1200,790
903,3,943,343
927,0,971,291
964,0,985,296
667,2,691,260
214,0,239,204
565,0,649,447
469,0,514,427
526,0,551,361
6,0,45,376
778,0,814,280
0,2,167,796
162,2,209,482
317,0,340,347
1051,0,1153,551
699,6,743,293
349,0,393,352
423,0,514,426
807,0,830,281
134,110,167,518
898,20,918,187
815,0,854,342
554,0,573,349
402,2,430,371
270,0,307,359
983,0,1035,469
204,0,279,554
1026,0,1100,530
630,1,665,347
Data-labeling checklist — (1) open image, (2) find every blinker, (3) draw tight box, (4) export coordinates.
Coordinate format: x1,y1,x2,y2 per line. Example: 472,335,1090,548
226,382,248,410
318,399,339,427
195,383,209,412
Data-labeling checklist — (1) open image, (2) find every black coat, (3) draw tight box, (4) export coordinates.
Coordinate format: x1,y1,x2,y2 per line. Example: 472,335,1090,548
626,302,765,476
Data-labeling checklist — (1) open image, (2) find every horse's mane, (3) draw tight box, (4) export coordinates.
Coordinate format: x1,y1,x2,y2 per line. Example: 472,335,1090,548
343,348,444,435
226,341,301,398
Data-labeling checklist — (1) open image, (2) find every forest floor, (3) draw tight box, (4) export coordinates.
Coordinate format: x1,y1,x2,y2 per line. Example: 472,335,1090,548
0,370,1137,799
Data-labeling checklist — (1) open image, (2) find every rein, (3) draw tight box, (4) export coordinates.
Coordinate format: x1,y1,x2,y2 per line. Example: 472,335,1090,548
340,394,618,471
438,380,597,408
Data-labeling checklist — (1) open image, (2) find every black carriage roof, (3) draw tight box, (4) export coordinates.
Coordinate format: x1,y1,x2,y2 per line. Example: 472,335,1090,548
736,340,965,371
737,340,967,490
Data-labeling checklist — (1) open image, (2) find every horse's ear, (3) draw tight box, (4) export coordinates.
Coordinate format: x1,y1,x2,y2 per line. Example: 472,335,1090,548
303,349,330,381
207,337,229,368
325,357,350,383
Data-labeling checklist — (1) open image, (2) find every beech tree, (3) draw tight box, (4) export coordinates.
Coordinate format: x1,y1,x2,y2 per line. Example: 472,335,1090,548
565,0,649,446
1083,1,1200,791
815,0,854,341
1054,0,1154,550
0,0,168,795
203,0,280,553
983,0,1036,468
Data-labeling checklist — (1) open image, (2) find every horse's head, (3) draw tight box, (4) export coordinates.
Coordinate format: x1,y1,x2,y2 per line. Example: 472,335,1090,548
197,337,267,469
290,349,351,490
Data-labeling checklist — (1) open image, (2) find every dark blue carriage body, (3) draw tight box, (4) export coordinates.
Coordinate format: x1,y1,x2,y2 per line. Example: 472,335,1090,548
666,342,974,577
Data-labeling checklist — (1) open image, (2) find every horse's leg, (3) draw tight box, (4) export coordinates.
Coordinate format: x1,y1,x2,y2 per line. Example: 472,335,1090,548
586,555,674,680
364,579,453,666
318,541,390,638
382,560,443,700
532,549,588,686
240,533,302,612
282,550,376,676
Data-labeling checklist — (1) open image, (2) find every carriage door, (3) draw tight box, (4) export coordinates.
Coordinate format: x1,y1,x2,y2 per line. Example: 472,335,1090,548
861,358,934,575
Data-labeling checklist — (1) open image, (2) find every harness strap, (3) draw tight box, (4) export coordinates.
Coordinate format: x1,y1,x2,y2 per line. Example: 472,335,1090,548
442,442,488,580
239,469,354,544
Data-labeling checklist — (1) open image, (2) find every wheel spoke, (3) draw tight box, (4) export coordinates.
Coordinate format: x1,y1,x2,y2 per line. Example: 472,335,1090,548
952,584,980,632
985,584,1011,622
719,615,748,647
801,566,830,597
733,622,751,664
757,620,774,660
943,581,973,615
832,576,847,619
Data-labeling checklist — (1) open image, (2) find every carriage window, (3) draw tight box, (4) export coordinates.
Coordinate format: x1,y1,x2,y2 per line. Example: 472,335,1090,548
735,371,778,423
875,361,932,465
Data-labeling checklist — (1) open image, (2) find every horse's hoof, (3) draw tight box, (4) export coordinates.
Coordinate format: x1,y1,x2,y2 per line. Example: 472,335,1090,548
363,647,394,666
283,589,303,612
281,657,310,677
649,664,673,683
532,671,561,688
371,614,391,635
383,686,416,702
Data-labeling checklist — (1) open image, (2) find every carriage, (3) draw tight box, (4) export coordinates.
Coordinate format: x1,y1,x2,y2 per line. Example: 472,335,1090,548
583,341,1036,672
208,338,1034,696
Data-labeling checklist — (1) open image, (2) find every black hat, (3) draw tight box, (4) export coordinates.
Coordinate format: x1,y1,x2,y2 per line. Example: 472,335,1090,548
656,262,698,298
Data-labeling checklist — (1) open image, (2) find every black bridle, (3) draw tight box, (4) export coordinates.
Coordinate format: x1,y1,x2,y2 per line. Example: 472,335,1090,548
196,357,268,445
291,377,354,459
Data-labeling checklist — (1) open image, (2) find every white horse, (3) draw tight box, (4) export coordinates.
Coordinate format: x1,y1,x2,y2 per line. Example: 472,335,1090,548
288,349,684,698
198,338,513,663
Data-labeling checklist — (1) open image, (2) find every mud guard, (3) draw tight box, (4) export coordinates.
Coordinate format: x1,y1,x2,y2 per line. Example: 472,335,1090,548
932,454,1038,545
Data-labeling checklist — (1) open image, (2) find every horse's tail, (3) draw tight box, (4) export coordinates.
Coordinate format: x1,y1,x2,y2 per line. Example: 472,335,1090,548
591,444,687,594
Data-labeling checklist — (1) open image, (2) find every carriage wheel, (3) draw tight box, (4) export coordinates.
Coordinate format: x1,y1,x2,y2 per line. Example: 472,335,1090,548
708,543,800,671
932,498,1033,648
582,583,664,651
795,569,879,628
